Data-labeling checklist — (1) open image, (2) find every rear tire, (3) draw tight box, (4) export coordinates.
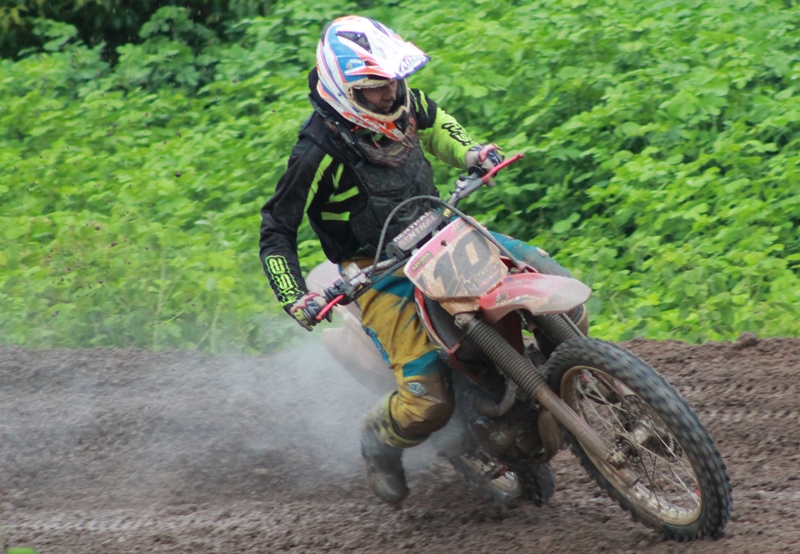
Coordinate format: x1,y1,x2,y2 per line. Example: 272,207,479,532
544,338,732,540
512,461,556,506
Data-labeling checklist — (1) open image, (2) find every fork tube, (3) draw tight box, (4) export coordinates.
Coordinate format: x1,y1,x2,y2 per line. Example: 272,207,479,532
461,316,640,487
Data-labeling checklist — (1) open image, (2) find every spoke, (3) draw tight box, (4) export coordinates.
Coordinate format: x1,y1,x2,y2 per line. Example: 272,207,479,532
639,452,669,507
579,396,618,437
633,434,696,496
642,450,698,511
595,372,633,398
660,458,699,507
640,449,697,510
633,431,696,488
668,464,700,508
579,374,630,435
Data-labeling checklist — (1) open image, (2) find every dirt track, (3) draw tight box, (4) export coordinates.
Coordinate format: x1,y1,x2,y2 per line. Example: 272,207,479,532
1,335,798,553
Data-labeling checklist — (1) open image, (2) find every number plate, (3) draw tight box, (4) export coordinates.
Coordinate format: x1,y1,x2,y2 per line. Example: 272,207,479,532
405,218,506,299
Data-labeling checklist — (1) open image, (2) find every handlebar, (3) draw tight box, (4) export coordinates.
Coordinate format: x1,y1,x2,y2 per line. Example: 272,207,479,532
447,152,524,206
313,152,525,325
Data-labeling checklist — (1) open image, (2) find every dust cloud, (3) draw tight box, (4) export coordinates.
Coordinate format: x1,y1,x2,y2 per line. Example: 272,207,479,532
0,339,385,510
219,337,380,478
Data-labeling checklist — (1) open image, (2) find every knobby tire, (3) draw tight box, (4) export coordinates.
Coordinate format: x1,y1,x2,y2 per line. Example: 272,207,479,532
543,338,732,540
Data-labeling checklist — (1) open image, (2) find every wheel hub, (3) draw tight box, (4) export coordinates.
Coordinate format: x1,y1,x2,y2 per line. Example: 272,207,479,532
620,396,682,461
608,437,639,469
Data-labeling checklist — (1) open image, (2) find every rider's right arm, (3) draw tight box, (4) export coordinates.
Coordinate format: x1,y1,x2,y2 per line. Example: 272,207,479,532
260,140,329,312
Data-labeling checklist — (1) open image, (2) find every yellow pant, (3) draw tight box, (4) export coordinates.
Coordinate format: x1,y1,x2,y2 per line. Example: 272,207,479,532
352,263,454,441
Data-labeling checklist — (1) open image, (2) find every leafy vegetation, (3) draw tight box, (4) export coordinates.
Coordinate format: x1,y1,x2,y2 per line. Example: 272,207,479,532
1,0,261,61
2,0,800,352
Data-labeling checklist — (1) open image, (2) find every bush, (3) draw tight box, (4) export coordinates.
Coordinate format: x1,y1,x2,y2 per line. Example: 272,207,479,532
2,0,799,352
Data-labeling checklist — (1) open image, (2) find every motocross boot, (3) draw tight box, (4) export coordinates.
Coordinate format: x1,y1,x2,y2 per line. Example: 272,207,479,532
360,393,425,504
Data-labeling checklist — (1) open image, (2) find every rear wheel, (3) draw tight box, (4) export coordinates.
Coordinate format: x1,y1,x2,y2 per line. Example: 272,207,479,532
511,461,556,506
544,339,732,540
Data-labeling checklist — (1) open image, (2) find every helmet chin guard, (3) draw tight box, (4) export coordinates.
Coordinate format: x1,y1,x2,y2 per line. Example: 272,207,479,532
316,16,429,141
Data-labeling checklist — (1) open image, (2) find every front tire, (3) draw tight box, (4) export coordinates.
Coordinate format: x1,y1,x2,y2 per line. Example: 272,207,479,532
544,339,732,540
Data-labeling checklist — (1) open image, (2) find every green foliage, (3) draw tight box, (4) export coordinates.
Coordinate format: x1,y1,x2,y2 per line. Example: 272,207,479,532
0,0,260,61
2,0,800,352
113,7,221,90
0,11,317,353
395,0,800,343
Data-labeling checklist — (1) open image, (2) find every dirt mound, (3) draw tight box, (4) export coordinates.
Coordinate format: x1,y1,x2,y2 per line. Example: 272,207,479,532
1,337,798,553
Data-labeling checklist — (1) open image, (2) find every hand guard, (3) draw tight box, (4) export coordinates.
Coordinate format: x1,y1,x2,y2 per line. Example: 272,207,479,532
465,143,505,175
289,292,331,331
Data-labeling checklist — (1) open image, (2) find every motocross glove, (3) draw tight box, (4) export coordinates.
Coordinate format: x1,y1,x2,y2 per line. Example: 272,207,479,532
289,292,331,331
464,143,505,175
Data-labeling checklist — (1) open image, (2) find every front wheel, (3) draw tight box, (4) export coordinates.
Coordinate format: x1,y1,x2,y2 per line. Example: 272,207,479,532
544,339,732,540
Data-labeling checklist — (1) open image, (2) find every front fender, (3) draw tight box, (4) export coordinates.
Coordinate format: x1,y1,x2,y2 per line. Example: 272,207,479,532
479,273,591,324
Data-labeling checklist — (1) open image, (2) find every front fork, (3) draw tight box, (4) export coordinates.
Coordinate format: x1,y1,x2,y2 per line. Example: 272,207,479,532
455,312,640,487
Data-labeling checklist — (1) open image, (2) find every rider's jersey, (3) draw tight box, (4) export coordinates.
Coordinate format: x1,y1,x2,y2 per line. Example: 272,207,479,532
260,73,481,311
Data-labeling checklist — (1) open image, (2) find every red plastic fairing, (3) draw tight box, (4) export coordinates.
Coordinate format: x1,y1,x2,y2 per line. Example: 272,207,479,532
414,288,463,365
405,218,505,300
479,273,591,324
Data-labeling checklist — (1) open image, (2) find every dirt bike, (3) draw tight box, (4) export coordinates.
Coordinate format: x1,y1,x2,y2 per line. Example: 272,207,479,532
305,154,732,541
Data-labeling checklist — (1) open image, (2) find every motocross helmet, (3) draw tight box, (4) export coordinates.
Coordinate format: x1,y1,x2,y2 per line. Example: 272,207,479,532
316,16,430,142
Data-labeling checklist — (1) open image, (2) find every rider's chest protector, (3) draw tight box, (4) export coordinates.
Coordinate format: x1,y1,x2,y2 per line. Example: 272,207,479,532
349,138,437,252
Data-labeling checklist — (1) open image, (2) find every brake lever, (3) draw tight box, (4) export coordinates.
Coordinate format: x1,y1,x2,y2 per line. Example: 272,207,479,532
482,153,524,183
315,294,345,322
449,153,525,205
314,264,376,322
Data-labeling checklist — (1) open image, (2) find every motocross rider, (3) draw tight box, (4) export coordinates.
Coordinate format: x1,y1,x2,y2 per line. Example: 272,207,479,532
260,15,586,505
